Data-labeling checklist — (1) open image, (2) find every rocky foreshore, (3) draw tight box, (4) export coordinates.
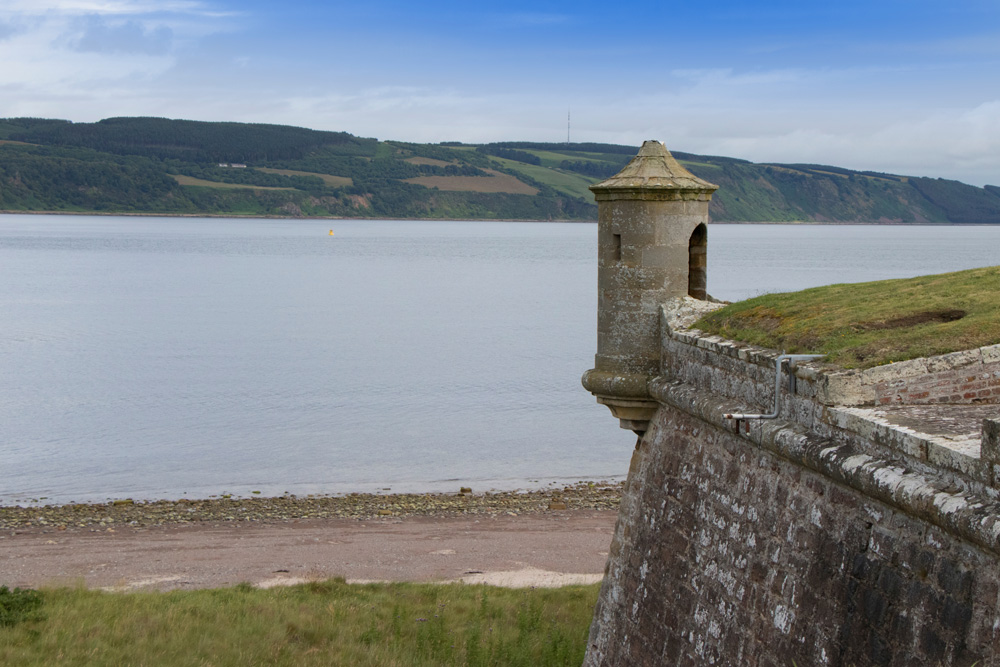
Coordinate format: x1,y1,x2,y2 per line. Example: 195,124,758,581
0,481,623,532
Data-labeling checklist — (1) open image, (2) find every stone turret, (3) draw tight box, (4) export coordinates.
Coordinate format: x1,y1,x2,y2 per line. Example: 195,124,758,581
581,140,718,434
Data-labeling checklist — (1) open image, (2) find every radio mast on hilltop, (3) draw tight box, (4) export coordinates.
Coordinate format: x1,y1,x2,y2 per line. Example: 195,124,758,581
567,110,571,144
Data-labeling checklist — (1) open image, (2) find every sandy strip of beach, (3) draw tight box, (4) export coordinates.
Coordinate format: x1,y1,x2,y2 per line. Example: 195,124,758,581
0,509,616,591
0,484,621,590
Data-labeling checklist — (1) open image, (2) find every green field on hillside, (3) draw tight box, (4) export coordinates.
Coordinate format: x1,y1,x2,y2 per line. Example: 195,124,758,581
172,175,296,190
488,156,596,200
257,167,353,187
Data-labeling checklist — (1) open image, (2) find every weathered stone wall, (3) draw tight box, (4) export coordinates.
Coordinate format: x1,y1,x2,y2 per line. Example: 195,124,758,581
587,404,1000,666
585,311,1000,666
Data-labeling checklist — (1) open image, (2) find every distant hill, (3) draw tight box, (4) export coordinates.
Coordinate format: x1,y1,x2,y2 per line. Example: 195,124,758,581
1,116,999,223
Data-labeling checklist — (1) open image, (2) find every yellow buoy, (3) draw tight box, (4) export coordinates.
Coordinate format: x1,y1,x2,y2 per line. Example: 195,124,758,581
328,230,334,236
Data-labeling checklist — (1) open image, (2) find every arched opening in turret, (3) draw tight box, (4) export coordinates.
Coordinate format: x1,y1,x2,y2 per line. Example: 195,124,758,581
688,223,707,300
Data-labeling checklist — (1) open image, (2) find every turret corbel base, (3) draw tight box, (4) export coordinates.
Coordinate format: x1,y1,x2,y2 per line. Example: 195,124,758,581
596,396,659,435
581,369,659,435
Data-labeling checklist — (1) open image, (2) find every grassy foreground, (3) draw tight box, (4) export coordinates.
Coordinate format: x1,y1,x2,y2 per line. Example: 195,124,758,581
0,580,598,666
695,265,1000,369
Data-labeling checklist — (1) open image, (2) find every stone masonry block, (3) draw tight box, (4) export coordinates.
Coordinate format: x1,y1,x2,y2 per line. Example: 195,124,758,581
823,408,876,440
696,335,728,351
925,349,983,373
860,358,930,386
982,419,1000,463
981,345,1000,364
819,372,874,406
598,265,664,292
926,441,988,479
877,427,927,460
640,245,688,270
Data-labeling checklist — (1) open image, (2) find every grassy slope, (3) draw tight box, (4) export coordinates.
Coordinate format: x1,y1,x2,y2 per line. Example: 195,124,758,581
171,175,295,190
256,167,353,187
694,266,1000,368
517,149,621,168
488,156,596,200
0,580,598,666
403,171,539,194
4,117,1000,221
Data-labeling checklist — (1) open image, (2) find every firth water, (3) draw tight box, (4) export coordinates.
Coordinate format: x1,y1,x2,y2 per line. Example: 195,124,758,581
2,216,999,504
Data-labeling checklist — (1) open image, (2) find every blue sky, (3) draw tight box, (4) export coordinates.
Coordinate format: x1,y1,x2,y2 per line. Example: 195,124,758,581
2,0,999,186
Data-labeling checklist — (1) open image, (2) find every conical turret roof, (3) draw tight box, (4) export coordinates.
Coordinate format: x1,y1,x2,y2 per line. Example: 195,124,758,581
590,140,718,194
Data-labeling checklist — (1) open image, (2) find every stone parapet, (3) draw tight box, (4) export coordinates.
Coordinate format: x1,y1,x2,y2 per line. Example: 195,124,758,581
647,377,1000,557
861,345,1000,405
661,303,1000,411
659,304,1000,484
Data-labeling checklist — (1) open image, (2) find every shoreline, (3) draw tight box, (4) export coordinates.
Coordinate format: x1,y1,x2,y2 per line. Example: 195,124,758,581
0,481,623,532
0,209,595,223
2,210,993,225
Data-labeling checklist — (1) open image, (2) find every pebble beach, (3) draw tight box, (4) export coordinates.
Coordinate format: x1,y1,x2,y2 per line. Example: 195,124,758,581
0,481,623,532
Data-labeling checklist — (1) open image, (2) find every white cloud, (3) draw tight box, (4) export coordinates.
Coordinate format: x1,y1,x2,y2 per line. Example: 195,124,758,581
657,100,1000,187
1,0,225,17
549,65,997,186
247,87,495,139
70,16,173,54
0,15,172,88
0,0,233,114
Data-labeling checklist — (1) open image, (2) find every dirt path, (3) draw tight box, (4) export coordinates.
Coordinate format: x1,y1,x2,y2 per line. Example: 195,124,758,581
0,510,616,591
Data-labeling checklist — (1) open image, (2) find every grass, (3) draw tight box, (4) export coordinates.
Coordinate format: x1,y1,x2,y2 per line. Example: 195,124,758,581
0,580,599,666
404,169,539,195
256,168,353,188
694,265,1000,369
678,159,722,171
404,157,452,167
516,150,601,169
171,175,296,191
488,157,596,200
0,587,43,627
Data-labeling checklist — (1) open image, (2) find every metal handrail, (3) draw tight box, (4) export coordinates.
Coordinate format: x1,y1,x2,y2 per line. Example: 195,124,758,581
724,354,825,421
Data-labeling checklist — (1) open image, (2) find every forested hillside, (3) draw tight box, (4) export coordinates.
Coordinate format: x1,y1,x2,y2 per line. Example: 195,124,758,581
2,116,999,223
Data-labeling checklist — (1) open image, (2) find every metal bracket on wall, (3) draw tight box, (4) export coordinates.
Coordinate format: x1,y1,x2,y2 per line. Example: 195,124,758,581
724,353,825,430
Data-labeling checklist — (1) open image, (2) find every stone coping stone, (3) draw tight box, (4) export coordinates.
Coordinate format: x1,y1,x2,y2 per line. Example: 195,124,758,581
828,406,995,483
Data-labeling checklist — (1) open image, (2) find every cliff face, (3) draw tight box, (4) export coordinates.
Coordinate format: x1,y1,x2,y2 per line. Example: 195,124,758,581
584,306,1000,666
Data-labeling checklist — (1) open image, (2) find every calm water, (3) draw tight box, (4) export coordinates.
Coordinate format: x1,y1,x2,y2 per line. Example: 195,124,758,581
2,216,999,504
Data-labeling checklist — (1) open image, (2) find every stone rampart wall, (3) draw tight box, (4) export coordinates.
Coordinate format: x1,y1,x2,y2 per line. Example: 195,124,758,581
586,404,1000,666
585,315,1000,666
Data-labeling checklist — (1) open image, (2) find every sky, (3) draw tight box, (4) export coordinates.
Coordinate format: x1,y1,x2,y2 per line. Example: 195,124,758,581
1,0,999,186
